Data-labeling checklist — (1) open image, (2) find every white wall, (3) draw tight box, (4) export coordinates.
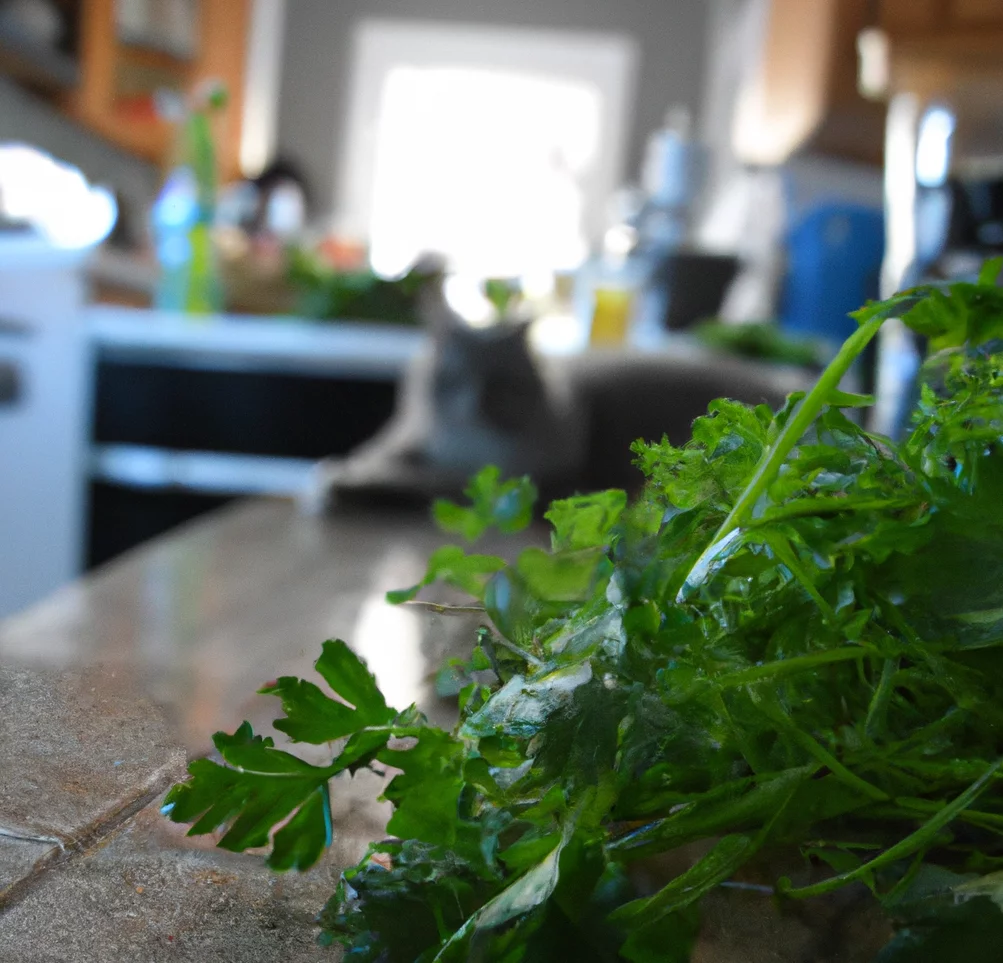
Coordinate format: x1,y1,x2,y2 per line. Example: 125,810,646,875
275,0,712,218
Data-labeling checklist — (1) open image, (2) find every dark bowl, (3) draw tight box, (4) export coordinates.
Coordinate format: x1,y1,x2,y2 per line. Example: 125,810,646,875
651,251,740,330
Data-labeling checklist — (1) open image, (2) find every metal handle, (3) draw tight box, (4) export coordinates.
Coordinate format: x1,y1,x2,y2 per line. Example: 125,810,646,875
0,316,33,338
0,361,20,406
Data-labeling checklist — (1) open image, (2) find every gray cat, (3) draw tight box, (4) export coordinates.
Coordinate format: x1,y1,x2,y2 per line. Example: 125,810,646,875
304,269,584,510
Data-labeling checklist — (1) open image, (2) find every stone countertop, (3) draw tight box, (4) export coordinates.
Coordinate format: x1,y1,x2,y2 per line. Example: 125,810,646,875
0,498,892,963
0,498,519,960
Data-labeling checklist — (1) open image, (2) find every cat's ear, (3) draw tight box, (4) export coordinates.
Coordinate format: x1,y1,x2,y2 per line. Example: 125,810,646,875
410,255,462,340
409,251,448,282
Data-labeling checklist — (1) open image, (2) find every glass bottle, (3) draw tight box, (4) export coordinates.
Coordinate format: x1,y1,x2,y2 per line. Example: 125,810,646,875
151,83,226,314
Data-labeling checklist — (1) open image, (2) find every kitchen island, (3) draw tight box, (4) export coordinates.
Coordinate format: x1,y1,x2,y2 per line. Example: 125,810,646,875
0,497,510,960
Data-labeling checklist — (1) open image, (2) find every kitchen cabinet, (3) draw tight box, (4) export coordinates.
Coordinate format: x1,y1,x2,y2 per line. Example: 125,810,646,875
875,0,1003,100
84,308,424,566
72,0,249,178
732,0,1003,167
879,0,1003,34
0,0,249,178
0,235,93,619
733,0,886,166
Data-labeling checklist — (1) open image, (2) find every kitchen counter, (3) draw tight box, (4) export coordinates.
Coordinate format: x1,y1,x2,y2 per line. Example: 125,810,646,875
86,304,426,378
0,492,867,962
0,497,526,960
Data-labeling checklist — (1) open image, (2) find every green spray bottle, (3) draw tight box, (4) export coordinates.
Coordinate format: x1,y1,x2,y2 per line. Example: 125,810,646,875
152,83,227,314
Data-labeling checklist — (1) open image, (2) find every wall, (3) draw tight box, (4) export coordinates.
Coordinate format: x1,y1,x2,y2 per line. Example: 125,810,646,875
275,0,711,219
0,78,158,246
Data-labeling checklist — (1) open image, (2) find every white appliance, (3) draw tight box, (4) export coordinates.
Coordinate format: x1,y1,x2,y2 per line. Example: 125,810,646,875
0,232,93,617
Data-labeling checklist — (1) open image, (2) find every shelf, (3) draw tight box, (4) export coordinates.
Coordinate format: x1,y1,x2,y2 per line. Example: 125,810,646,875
117,40,194,73
0,20,79,91
117,32,194,61
68,102,171,162
90,444,317,496
85,305,427,379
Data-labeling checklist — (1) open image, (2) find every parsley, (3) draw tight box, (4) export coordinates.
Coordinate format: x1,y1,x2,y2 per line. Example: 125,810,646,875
165,262,1003,961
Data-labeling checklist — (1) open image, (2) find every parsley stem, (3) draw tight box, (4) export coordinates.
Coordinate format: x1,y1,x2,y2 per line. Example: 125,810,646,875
716,646,867,688
403,601,487,615
779,757,1003,899
680,315,885,598
747,495,921,526
864,656,899,741
870,798,1003,835
719,314,884,527
771,713,890,803
491,634,545,667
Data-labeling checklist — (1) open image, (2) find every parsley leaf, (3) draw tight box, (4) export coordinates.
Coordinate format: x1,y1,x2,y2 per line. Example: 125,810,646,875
167,265,1003,961
433,465,537,542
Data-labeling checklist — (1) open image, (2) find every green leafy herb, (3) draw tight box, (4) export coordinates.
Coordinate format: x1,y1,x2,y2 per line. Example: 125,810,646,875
167,269,1003,960
385,545,507,604
432,465,538,542
288,249,438,325
692,319,825,368
483,277,523,318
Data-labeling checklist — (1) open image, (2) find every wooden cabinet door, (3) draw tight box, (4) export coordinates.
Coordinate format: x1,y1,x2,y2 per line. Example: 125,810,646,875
950,0,1003,25
879,0,1003,98
881,0,1003,31
733,0,886,165
73,0,248,178
198,0,249,182
880,0,940,32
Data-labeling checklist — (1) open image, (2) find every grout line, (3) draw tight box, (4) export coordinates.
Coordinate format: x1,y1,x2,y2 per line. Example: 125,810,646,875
0,762,183,915
0,827,67,849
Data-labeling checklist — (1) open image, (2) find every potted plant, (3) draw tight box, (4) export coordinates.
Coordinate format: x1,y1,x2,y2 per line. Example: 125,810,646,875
163,263,1003,962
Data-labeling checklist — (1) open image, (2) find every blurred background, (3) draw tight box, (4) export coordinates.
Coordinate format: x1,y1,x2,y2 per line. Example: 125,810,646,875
0,0,1001,619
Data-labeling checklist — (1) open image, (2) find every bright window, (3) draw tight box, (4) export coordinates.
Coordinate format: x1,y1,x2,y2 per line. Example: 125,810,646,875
337,20,637,278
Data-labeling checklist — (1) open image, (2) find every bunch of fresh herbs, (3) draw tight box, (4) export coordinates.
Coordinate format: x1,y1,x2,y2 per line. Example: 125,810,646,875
692,318,825,369
289,248,436,325
164,263,1003,961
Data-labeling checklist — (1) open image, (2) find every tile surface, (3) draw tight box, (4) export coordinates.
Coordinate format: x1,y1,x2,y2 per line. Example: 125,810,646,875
0,499,534,751
0,499,539,959
0,497,889,960
0,662,186,844
0,802,350,963
0,837,55,905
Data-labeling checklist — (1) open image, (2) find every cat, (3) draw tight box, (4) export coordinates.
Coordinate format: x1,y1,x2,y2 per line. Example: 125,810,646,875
304,264,584,511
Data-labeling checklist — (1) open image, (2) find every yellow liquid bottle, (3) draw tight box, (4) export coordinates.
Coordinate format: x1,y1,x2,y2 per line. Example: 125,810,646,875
590,286,635,346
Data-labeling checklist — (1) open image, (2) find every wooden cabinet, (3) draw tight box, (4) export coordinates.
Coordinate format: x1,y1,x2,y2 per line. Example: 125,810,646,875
731,0,1003,166
879,0,943,33
66,0,249,178
877,0,1003,96
880,0,1003,34
732,0,886,166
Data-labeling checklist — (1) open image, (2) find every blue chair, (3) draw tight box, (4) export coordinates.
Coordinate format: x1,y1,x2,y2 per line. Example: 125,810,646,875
779,202,885,345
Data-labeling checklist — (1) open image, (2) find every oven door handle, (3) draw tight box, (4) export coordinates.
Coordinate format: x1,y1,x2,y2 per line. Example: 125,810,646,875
0,360,21,406
0,315,33,338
